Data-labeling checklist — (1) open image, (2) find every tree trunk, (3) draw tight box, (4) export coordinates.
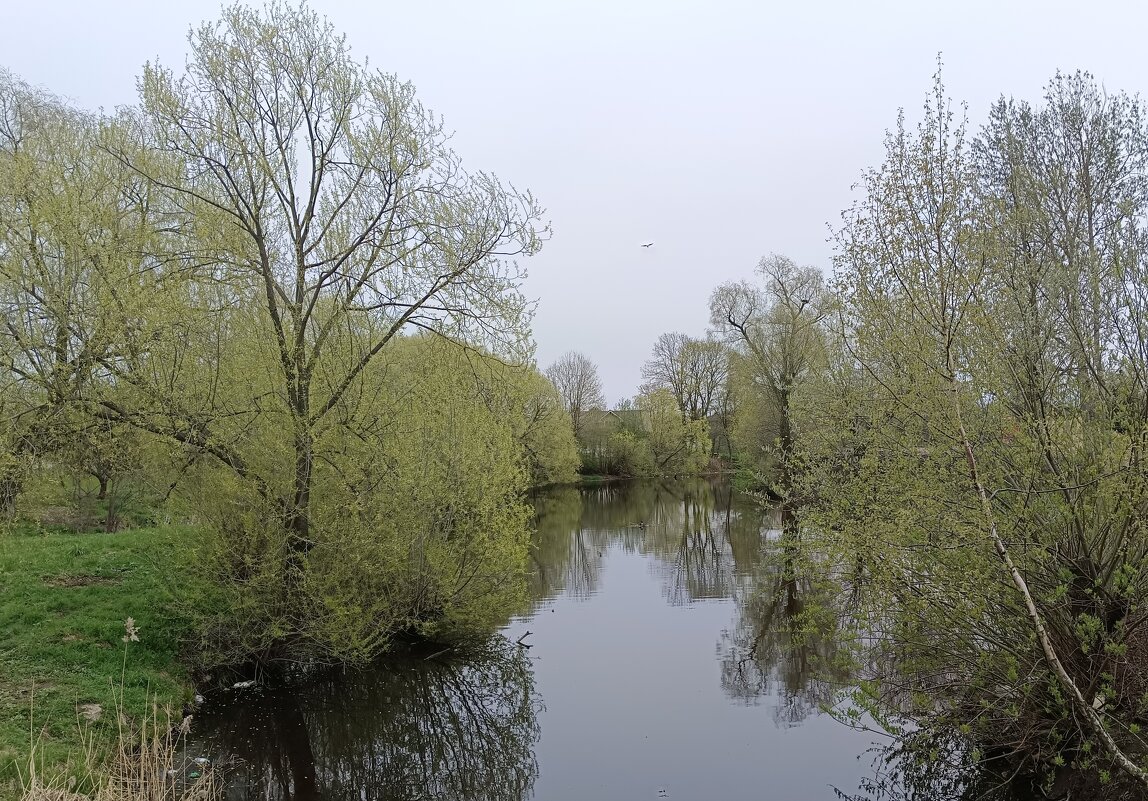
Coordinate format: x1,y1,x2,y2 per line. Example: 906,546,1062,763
0,474,18,515
104,491,119,533
775,387,794,495
287,430,314,555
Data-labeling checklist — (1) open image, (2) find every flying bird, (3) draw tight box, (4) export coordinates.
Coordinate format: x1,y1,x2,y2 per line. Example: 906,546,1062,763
641,242,654,248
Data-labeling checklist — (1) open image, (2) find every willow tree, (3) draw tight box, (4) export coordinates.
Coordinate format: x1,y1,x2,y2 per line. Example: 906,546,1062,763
635,387,710,475
445,348,578,486
97,3,544,565
709,254,829,486
513,371,580,486
815,69,1148,791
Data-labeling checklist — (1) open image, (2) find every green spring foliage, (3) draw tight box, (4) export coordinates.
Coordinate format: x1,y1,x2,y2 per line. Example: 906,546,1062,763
576,389,712,478
175,336,558,665
786,68,1148,791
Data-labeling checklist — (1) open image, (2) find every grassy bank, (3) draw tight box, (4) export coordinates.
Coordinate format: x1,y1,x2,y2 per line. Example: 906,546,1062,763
0,523,199,795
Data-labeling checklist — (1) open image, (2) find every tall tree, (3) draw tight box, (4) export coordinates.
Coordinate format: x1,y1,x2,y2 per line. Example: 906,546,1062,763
0,6,549,660
640,332,729,421
545,351,604,439
635,387,710,475
709,254,828,483
94,2,545,560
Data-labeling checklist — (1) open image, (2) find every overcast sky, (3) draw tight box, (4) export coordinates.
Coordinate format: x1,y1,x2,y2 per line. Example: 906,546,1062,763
4,1,1147,403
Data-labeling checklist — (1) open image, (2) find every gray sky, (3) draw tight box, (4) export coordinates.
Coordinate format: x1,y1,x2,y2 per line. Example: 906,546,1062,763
4,0,1147,403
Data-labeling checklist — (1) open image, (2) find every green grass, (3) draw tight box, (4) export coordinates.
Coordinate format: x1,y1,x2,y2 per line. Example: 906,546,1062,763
0,523,200,793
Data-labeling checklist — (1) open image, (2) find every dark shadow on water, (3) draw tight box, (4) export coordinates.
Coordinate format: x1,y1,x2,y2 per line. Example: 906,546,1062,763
191,638,539,801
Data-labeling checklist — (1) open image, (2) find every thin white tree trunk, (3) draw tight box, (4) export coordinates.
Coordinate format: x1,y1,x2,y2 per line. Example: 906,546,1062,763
950,396,1148,788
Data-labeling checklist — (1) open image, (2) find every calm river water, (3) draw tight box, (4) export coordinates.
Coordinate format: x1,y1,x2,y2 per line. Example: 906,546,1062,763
190,479,881,800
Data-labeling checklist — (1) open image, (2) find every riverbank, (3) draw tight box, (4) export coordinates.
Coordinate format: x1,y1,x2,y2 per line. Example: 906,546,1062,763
575,469,737,486
0,524,200,795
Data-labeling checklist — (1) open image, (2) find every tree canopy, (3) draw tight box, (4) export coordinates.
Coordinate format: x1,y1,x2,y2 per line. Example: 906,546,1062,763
0,3,561,662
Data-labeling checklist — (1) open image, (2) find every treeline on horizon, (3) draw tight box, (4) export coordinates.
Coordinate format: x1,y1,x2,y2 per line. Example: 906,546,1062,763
542,251,822,485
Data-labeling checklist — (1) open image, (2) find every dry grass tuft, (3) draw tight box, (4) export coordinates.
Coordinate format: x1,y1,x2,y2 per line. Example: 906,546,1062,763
18,705,220,801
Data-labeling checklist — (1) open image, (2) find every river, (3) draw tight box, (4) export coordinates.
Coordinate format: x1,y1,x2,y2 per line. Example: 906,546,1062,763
188,478,882,800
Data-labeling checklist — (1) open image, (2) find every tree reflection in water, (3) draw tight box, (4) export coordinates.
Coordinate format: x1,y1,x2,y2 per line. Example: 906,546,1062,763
644,480,780,605
192,638,539,801
529,479,847,727
717,522,850,727
527,478,777,610
192,481,889,801
834,729,1045,801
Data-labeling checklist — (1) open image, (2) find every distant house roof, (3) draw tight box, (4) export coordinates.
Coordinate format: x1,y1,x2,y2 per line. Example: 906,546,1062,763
606,409,643,426
582,407,643,432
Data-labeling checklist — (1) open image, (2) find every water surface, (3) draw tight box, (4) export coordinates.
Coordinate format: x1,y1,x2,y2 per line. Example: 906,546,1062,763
192,479,878,800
